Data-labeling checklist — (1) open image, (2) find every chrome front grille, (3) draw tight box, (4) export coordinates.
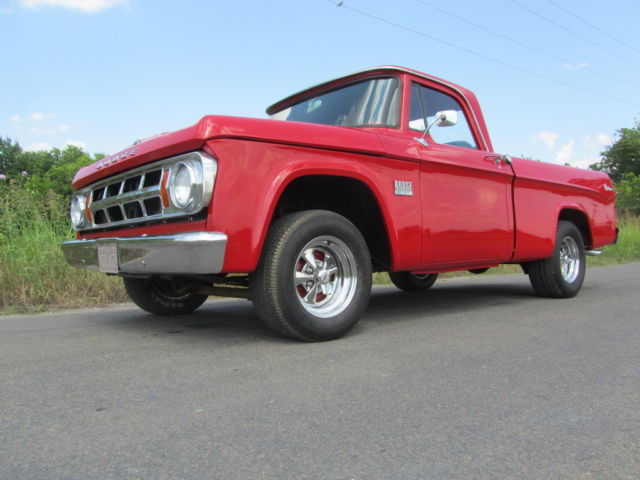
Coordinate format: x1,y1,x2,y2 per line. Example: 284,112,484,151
75,152,217,232
90,168,164,227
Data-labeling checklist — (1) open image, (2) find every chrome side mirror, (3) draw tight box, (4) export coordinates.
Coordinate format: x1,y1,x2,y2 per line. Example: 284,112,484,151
415,110,458,147
434,110,457,127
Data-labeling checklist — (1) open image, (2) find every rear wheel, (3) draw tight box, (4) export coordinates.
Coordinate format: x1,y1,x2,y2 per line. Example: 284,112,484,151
123,276,207,315
250,210,372,341
389,272,438,291
528,221,586,298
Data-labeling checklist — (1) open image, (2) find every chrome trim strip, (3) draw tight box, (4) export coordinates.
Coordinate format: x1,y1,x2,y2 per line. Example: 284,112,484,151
91,186,161,209
61,232,227,275
266,65,490,151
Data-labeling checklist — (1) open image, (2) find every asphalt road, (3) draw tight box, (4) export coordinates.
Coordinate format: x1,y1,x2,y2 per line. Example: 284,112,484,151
1,264,639,480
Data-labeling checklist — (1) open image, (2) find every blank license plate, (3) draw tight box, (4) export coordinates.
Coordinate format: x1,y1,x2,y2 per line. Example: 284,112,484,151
98,243,119,273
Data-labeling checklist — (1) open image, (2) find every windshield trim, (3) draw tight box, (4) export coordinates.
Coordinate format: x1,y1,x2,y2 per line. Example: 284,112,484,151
268,75,401,129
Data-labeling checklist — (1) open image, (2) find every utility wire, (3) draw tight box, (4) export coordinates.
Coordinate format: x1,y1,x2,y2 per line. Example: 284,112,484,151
326,0,640,106
415,0,640,88
546,0,640,55
510,0,640,68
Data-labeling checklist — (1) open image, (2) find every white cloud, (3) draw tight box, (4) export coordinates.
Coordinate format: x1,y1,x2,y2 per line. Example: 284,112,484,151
530,130,614,169
10,115,22,123
28,126,56,135
58,124,70,132
562,62,589,69
30,111,56,121
18,0,126,13
555,140,575,164
571,156,601,169
596,133,612,146
24,142,53,152
584,133,613,149
532,131,560,150
64,140,86,150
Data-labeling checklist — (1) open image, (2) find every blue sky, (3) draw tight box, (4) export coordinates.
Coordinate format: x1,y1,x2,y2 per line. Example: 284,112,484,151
1,0,639,169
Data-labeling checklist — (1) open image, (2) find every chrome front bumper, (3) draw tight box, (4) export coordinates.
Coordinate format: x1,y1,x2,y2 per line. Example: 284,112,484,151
61,232,227,275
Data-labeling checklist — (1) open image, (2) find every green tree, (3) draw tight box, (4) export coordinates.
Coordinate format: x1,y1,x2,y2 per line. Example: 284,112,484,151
615,173,640,216
1,137,103,198
25,145,98,197
0,136,23,176
590,121,640,182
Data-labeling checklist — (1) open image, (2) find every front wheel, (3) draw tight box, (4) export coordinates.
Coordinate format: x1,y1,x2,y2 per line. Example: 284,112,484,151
123,276,208,315
389,272,438,291
250,210,372,341
527,221,586,298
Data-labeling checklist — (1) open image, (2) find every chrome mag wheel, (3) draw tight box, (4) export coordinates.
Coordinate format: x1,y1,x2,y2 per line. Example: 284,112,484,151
527,221,586,298
250,210,372,341
293,235,358,318
559,235,581,283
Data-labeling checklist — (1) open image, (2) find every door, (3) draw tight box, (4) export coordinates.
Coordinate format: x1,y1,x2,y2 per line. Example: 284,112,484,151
409,82,514,267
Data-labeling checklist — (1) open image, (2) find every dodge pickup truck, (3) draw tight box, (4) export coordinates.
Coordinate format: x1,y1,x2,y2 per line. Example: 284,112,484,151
62,66,618,341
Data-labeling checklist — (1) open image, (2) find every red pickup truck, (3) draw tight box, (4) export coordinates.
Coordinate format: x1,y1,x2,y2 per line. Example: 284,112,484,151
62,66,618,341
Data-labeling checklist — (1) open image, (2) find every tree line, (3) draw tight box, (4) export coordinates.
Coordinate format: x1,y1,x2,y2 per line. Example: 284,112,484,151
590,121,640,216
0,136,104,199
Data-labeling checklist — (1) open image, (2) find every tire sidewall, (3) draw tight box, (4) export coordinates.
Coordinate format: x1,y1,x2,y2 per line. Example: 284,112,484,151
124,276,207,315
273,213,372,339
407,273,438,289
552,222,586,297
389,271,438,291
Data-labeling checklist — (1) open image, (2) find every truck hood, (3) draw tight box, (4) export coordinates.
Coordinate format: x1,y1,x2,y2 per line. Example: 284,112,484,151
72,116,386,189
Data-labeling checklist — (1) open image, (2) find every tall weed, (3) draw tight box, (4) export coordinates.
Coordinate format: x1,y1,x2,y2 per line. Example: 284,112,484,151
589,214,640,265
0,185,126,312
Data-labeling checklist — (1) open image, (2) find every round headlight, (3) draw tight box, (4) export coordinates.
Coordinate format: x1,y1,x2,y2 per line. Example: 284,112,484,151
170,162,195,209
70,195,86,229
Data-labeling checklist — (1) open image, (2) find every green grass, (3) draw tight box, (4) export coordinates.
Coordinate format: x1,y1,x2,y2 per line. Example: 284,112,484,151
587,215,640,265
0,186,127,313
1,184,639,313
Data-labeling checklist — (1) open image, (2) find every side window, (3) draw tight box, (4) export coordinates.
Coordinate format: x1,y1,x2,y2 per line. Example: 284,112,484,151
409,83,478,149
408,84,426,131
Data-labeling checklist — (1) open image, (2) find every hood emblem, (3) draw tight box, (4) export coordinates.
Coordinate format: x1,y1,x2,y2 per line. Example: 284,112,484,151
96,147,139,169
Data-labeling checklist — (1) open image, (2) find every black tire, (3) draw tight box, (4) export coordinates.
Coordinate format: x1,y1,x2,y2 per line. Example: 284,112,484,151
123,276,208,315
527,221,586,298
468,268,489,275
389,272,438,291
250,210,372,342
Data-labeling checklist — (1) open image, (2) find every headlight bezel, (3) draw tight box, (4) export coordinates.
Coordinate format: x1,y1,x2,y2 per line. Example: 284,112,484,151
70,194,87,229
169,161,198,211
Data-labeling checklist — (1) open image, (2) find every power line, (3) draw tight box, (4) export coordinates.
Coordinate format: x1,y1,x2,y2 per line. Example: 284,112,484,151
415,0,640,88
510,0,640,68
546,0,640,55
326,0,640,106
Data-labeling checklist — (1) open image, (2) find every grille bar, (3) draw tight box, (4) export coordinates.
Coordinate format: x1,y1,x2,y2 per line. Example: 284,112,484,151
90,168,163,227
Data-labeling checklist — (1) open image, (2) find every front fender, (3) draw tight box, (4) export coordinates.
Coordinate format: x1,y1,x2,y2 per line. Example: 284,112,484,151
204,139,421,272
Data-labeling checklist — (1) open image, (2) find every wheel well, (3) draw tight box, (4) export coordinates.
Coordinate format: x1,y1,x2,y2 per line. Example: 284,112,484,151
559,208,592,248
272,175,391,270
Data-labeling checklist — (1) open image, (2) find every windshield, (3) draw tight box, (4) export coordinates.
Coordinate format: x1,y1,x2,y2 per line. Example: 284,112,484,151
270,77,399,128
